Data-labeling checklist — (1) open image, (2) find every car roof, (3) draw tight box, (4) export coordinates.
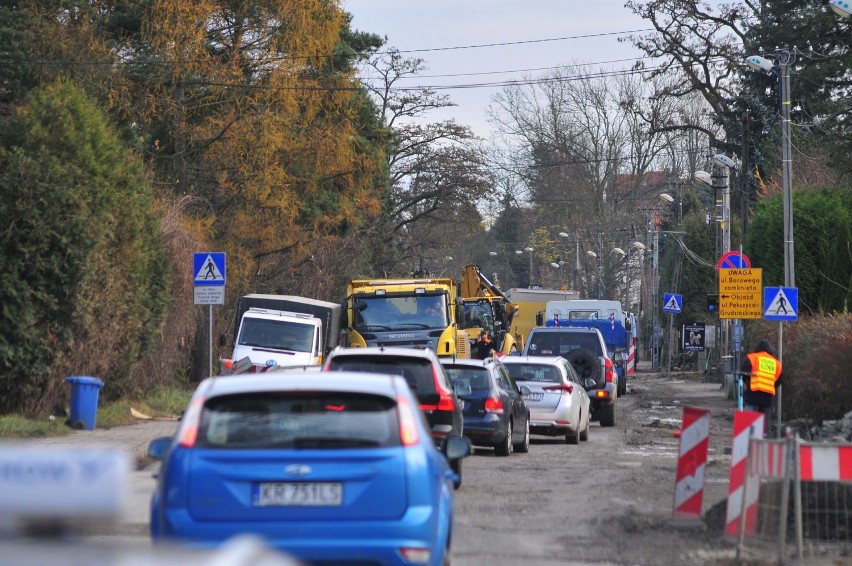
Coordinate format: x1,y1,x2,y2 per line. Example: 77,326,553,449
501,355,567,366
439,357,502,368
530,326,602,334
326,346,440,361
197,371,408,399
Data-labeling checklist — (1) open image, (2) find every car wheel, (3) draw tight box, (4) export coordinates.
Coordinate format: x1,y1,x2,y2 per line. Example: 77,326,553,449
599,403,617,427
565,424,580,445
580,412,590,441
514,416,530,453
451,457,462,489
495,419,513,456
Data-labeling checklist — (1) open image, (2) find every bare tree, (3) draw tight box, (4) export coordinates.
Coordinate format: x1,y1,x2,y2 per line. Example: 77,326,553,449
357,49,493,276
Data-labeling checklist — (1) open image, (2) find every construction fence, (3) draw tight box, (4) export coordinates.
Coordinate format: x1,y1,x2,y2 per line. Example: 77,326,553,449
734,434,852,563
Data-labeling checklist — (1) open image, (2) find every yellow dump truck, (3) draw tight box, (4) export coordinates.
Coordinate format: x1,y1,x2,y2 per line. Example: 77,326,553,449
342,277,469,358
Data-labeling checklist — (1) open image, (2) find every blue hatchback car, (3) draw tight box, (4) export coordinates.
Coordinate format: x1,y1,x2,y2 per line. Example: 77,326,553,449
148,371,472,565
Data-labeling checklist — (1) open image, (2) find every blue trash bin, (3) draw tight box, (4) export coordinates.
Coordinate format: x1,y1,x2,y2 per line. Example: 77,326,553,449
65,376,105,430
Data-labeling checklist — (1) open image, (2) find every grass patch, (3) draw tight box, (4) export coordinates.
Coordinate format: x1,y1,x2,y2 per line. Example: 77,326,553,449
0,415,72,439
0,387,192,438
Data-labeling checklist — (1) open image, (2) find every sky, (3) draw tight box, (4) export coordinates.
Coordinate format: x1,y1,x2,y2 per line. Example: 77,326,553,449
345,1,653,139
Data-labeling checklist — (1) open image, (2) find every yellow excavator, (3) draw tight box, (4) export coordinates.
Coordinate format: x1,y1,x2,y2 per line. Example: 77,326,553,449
458,264,520,355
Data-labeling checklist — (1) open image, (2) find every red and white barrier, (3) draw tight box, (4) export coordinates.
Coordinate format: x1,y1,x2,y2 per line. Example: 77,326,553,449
672,406,711,522
799,444,852,481
724,410,765,537
626,341,636,375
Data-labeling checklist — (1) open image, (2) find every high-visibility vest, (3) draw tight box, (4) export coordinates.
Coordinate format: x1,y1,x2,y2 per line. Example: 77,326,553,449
746,352,782,395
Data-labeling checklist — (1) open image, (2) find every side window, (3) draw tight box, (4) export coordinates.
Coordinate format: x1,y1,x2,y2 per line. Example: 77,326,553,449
495,367,514,392
562,361,578,383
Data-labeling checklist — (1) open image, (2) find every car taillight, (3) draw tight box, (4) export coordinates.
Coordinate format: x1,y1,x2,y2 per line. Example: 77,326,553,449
433,365,457,412
397,394,420,446
605,358,615,383
543,384,574,394
176,395,205,448
484,397,504,414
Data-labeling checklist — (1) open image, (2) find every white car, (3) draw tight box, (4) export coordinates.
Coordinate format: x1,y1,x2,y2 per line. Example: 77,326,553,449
500,356,591,444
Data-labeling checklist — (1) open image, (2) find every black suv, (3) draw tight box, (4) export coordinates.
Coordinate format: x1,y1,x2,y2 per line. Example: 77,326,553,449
522,326,618,426
323,346,466,486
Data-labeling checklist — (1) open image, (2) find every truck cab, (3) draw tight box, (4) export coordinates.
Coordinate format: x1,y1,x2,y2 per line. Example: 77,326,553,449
343,278,468,358
230,309,324,370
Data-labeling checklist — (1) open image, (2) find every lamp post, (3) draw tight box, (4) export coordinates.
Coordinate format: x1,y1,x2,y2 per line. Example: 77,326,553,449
559,231,579,291
515,247,534,288
746,51,798,437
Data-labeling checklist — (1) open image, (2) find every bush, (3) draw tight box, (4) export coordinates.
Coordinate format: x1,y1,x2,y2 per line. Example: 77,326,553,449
749,314,852,423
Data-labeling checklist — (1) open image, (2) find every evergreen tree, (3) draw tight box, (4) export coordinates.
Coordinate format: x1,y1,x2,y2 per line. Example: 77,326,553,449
0,79,169,414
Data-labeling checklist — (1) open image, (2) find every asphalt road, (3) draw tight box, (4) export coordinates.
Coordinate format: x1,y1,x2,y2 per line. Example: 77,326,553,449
9,364,742,565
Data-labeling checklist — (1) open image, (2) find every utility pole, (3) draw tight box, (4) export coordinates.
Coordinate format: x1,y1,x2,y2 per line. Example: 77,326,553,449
740,111,750,243
713,162,731,371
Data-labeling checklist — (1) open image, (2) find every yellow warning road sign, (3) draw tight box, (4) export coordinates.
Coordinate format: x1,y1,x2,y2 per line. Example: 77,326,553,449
718,268,762,319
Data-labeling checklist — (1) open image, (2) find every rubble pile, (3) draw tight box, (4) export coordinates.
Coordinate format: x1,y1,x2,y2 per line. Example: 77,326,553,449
788,410,852,443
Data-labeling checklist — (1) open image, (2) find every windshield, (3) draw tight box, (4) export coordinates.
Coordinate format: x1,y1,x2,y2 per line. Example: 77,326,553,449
353,294,448,331
237,318,315,352
460,302,493,330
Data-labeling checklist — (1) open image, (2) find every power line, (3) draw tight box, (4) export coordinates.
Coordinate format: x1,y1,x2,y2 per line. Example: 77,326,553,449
382,29,655,54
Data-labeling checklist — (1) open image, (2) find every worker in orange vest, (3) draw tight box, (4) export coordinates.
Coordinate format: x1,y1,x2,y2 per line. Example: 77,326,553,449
740,339,783,437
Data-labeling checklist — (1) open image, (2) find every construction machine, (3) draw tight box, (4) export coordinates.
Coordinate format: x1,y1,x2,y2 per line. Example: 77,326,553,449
458,265,520,356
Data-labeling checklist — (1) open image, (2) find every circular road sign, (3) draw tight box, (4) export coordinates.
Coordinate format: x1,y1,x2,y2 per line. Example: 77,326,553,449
717,251,751,270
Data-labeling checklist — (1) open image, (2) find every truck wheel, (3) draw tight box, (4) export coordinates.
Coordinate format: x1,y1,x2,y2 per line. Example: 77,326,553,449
598,403,617,427
565,348,601,382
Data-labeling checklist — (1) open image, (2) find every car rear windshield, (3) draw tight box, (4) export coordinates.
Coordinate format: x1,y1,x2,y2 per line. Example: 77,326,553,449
196,392,401,449
326,355,436,394
528,331,603,357
505,364,561,383
444,367,491,391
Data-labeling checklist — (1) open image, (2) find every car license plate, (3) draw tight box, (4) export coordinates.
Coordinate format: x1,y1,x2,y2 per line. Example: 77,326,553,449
525,392,543,402
253,482,343,506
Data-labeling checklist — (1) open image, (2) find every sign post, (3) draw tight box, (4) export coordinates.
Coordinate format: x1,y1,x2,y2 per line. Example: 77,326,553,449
194,252,226,376
662,293,682,378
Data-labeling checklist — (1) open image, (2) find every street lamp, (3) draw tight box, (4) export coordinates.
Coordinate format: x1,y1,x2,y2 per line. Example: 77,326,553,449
516,247,534,287
586,250,606,299
744,53,794,289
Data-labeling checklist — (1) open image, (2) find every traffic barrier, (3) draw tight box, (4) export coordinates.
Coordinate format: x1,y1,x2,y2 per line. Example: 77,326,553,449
725,410,765,537
799,444,852,481
735,436,852,561
626,341,636,375
672,406,711,522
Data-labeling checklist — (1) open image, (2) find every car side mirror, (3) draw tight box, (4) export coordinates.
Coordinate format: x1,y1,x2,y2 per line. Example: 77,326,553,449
148,437,172,461
444,435,472,460
519,385,531,396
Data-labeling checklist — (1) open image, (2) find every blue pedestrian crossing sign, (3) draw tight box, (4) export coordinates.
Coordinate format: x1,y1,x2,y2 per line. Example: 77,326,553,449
194,252,226,286
662,293,683,314
763,287,797,321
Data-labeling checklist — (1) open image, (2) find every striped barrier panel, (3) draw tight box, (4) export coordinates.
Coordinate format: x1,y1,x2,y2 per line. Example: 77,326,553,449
799,444,852,481
626,341,636,375
672,406,711,522
724,410,765,537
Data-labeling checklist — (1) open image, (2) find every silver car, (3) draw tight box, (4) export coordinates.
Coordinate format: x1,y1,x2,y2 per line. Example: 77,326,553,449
501,356,591,445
